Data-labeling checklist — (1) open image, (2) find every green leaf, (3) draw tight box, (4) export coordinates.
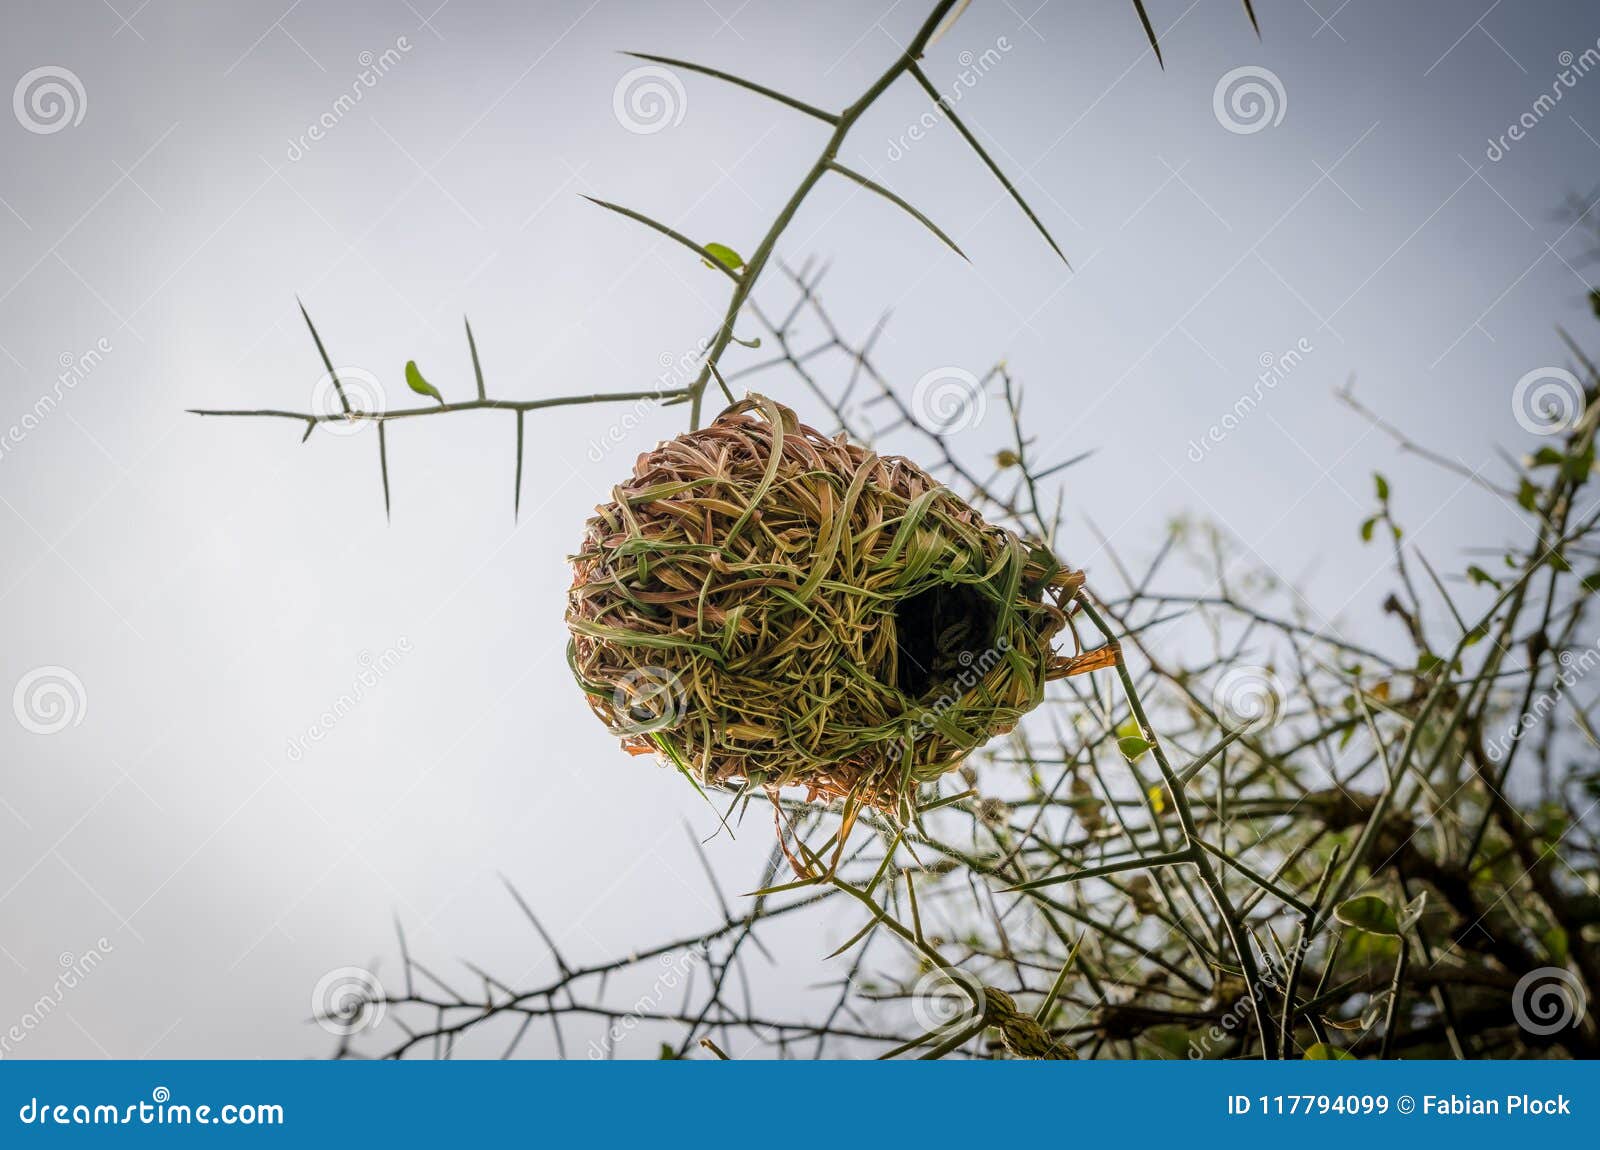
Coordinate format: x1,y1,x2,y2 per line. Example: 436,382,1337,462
1304,1042,1354,1061
1566,442,1596,482
1466,565,1498,588
1582,570,1600,595
1544,925,1570,965
1590,288,1600,319
1334,894,1399,937
1532,446,1565,468
657,1042,679,1060
1517,478,1540,511
1359,516,1377,543
405,360,444,405
702,242,745,273
1374,472,1390,502
1415,652,1444,675
1118,735,1152,762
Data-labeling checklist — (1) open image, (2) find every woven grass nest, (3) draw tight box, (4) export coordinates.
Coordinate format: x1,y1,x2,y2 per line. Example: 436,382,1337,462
566,395,1105,814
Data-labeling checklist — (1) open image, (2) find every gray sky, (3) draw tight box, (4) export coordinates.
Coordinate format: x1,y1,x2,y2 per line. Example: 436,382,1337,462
2,0,1599,1057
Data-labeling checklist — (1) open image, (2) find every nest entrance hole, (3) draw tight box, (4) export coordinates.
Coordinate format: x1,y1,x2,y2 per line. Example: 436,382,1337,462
893,583,999,700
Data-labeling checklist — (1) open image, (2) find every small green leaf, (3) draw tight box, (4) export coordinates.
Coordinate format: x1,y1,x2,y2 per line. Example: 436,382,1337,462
1334,894,1399,937
1374,472,1390,502
657,1042,679,1060
1466,565,1498,588
1564,443,1596,482
1590,288,1600,319
1118,735,1152,761
1359,516,1377,543
1304,1041,1354,1060
1517,478,1540,511
1544,925,1570,965
1531,446,1565,468
405,360,444,405
702,242,745,273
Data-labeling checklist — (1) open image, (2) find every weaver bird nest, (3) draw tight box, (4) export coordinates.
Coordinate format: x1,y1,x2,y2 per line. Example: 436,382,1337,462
566,396,1104,813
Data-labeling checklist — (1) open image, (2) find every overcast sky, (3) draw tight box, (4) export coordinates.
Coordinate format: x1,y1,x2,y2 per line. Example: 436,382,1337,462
2,0,1599,1057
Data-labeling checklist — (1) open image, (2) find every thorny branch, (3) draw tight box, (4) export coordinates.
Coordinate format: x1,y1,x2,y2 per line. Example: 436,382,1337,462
322,270,1600,1059
187,1,1600,1059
